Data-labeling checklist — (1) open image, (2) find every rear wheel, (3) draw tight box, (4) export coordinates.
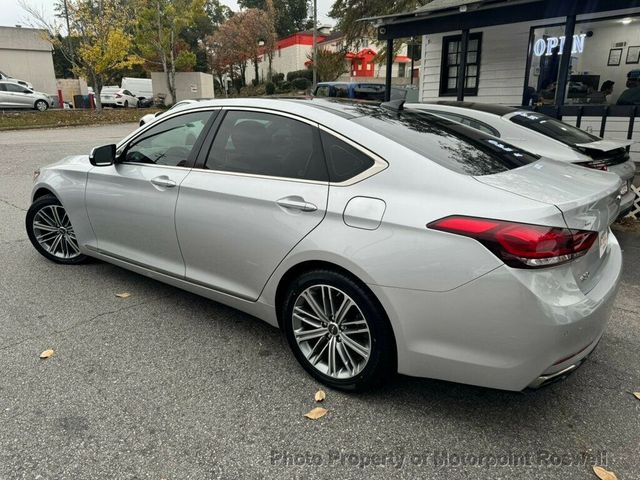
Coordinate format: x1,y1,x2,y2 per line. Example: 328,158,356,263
34,100,48,111
282,269,396,391
26,194,88,264
124,100,129,108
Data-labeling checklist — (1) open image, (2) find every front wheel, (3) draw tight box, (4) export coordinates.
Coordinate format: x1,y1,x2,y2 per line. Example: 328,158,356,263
282,269,396,391
26,194,88,264
34,100,48,111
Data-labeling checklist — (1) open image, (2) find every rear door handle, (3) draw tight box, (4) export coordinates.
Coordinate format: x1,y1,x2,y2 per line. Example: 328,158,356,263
276,196,317,212
150,176,177,188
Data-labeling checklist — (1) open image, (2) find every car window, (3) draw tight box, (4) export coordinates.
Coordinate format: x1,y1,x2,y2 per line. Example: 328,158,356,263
124,111,212,167
352,108,537,176
205,110,328,181
0,84,6,91
510,111,599,146
428,110,500,137
4,83,27,93
123,90,133,96
320,131,375,182
353,84,385,101
315,85,330,97
334,84,350,98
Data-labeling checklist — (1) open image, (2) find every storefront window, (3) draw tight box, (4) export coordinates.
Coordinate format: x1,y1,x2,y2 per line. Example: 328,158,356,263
524,15,640,106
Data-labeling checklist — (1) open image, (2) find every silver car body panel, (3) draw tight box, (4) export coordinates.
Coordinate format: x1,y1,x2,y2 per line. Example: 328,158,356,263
31,98,624,391
0,80,50,109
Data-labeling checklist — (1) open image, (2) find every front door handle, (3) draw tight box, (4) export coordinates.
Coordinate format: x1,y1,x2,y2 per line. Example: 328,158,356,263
276,196,317,212
150,176,177,188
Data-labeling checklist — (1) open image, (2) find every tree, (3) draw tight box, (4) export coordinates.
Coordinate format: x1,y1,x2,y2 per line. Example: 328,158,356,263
329,0,425,64
22,0,141,110
238,0,309,38
306,49,348,82
135,0,208,104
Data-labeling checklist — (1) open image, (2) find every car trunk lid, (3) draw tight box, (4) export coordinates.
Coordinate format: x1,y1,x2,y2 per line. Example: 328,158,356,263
474,159,622,292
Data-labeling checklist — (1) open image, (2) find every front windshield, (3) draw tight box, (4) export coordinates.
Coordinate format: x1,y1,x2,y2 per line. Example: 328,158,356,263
509,111,599,146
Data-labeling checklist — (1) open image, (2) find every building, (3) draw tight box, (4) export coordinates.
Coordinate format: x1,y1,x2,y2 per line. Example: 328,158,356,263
259,28,418,84
0,26,56,94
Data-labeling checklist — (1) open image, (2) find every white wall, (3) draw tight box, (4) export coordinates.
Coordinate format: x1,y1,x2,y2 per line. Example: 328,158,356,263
151,72,215,105
0,27,56,94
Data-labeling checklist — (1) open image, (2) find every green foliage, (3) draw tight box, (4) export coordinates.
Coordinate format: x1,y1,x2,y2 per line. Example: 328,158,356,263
175,51,197,71
329,0,425,48
277,80,292,92
307,48,348,82
272,72,285,85
238,0,309,37
286,69,313,82
265,81,276,94
291,77,310,90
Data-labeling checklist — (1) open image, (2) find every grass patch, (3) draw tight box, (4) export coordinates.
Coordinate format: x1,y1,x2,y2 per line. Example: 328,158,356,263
0,108,161,131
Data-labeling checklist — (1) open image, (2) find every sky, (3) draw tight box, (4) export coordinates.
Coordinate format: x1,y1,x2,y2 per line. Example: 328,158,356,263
0,0,335,30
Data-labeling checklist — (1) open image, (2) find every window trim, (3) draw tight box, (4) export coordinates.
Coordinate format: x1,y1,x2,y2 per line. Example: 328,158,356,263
116,107,219,169
439,32,483,97
191,106,388,186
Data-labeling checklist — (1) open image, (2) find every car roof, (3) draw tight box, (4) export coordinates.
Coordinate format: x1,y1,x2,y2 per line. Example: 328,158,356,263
425,101,519,117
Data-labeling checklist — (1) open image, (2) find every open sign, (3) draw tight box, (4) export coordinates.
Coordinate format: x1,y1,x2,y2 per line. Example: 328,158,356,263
533,33,586,56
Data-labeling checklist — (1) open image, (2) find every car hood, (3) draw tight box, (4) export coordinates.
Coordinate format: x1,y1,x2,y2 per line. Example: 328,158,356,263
47,154,90,169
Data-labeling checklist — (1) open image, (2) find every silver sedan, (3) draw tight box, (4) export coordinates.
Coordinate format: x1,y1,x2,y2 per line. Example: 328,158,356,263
26,98,623,391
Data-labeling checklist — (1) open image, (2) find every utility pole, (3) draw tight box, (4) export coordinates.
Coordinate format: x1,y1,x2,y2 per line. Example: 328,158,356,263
312,0,317,88
63,0,75,76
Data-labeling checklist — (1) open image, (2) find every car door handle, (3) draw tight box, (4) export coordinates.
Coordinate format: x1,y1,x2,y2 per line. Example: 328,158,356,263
150,176,177,188
276,196,317,212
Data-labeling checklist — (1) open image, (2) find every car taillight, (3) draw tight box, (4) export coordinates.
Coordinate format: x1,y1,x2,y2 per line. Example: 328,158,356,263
427,216,598,268
578,160,608,171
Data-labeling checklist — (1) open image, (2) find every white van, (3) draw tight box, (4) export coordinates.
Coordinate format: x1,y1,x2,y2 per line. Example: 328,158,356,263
121,77,152,100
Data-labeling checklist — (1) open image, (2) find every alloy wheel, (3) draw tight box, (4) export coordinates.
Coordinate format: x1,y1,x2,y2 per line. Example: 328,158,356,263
32,205,81,259
292,284,371,379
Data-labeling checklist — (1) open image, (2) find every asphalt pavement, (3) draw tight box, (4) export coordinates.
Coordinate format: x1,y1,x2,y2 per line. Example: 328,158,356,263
0,124,638,480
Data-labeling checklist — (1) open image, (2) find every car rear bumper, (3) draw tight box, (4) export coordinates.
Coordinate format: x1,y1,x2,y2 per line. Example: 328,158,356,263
369,232,622,391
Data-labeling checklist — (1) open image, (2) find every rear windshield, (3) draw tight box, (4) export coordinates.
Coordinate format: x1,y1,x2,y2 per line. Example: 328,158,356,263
509,111,599,146
352,109,538,175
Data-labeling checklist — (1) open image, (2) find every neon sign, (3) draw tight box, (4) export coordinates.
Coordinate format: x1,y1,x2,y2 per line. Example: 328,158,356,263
533,34,586,56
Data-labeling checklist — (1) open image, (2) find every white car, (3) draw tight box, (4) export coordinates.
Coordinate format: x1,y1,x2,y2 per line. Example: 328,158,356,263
100,87,138,108
0,70,33,90
409,102,637,216
139,99,199,126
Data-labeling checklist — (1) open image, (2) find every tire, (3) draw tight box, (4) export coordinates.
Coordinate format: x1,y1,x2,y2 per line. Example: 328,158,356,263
124,100,129,108
26,194,88,265
281,269,396,391
34,100,48,112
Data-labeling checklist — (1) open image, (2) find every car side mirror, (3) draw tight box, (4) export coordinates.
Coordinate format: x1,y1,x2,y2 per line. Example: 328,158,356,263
89,144,116,166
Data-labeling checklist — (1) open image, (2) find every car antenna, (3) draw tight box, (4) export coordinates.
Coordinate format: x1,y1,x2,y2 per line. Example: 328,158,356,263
381,99,405,112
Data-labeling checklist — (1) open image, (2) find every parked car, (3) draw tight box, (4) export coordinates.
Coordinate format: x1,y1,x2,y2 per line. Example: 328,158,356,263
100,87,138,108
0,80,51,111
409,101,637,216
27,98,623,392
139,99,200,126
0,70,33,89
313,82,406,101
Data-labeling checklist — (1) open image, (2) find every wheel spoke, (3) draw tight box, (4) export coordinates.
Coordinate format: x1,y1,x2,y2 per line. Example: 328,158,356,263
327,337,337,376
66,237,81,254
340,333,369,359
336,340,356,376
36,209,57,227
335,297,355,325
294,306,323,326
48,234,63,254
51,207,63,227
33,222,58,232
36,231,58,242
294,327,327,343
301,291,329,322
309,337,329,365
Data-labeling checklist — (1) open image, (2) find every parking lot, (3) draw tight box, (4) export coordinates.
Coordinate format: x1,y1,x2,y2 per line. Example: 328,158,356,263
0,124,638,479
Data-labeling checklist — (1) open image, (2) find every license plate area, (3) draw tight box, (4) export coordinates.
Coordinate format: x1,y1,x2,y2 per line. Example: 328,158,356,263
599,229,609,258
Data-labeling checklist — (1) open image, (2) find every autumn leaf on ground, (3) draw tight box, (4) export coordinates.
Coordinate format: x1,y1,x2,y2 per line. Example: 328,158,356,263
593,465,618,480
115,292,131,299
632,392,640,401
39,349,54,359
304,407,328,420
314,390,326,402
